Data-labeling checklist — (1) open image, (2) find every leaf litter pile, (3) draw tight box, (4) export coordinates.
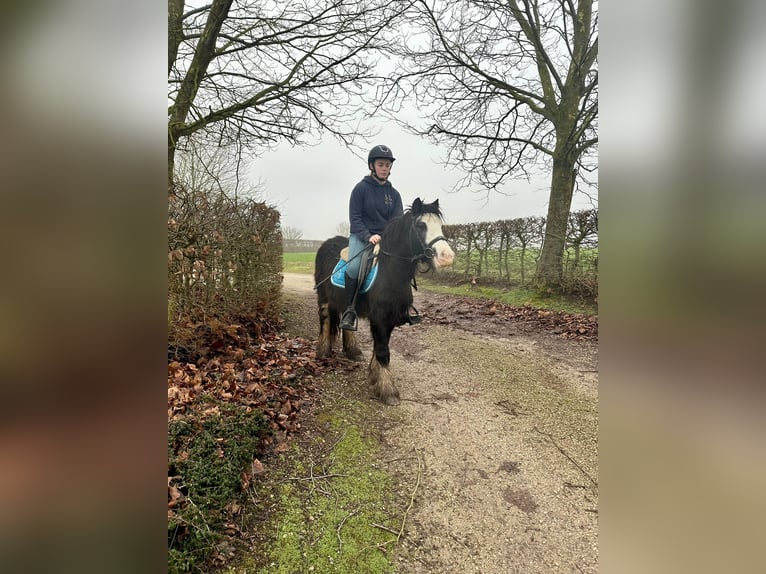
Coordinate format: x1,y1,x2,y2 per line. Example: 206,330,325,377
168,320,322,439
418,292,598,341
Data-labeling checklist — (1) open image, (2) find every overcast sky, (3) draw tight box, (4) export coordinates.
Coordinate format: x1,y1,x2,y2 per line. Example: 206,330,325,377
250,121,598,240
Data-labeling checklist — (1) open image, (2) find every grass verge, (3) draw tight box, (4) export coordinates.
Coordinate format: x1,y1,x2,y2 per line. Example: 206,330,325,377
226,384,400,574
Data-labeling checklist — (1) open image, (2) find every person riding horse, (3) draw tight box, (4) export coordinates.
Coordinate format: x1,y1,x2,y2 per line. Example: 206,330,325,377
315,196,454,404
340,145,404,331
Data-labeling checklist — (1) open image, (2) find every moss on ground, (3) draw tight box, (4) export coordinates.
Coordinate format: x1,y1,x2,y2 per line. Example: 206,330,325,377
227,399,398,574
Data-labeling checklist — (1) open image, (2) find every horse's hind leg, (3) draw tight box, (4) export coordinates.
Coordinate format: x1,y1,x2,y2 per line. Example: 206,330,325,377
317,302,335,358
367,321,399,406
342,330,362,361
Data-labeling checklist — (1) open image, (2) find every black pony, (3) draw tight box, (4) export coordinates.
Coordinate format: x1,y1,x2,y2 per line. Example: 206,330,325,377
314,198,455,405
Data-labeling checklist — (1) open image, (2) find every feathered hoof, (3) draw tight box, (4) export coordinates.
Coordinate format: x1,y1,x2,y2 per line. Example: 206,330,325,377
368,359,400,405
367,355,399,406
317,341,332,359
371,382,400,406
380,391,400,406
345,348,363,361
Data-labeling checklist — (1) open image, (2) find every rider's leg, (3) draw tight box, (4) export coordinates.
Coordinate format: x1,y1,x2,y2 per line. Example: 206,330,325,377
340,234,366,331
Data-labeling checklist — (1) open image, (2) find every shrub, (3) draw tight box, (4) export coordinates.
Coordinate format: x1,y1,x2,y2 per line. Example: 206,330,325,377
168,403,271,573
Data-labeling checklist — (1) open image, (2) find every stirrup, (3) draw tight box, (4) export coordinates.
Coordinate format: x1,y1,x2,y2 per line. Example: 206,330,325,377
407,313,422,325
340,308,358,331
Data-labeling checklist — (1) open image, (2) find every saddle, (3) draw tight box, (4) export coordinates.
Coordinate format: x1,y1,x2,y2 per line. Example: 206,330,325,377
330,244,380,293
330,243,422,325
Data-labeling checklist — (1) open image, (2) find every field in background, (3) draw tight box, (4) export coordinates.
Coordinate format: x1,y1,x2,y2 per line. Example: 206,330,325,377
283,251,316,274
450,247,597,281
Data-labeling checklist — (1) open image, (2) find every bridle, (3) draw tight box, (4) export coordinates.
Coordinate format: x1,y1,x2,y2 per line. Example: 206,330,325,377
379,215,448,270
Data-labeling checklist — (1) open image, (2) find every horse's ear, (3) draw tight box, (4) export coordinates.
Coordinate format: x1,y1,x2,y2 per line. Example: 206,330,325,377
411,197,423,214
422,198,440,215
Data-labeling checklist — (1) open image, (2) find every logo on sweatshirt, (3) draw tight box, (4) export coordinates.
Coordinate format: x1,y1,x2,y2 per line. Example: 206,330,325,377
384,193,393,207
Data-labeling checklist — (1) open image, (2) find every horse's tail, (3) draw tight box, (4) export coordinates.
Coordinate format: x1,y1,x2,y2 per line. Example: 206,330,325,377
314,236,348,288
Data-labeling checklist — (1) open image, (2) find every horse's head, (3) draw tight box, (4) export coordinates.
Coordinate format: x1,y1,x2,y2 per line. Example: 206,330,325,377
409,198,455,269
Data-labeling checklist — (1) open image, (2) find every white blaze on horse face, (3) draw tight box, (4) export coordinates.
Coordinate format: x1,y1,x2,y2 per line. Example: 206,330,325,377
420,213,455,268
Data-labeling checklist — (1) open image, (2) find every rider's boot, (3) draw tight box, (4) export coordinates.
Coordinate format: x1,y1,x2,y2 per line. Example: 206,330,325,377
340,274,360,331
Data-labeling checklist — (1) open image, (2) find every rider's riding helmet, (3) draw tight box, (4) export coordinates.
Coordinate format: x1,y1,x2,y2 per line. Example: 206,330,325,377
367,145,395,170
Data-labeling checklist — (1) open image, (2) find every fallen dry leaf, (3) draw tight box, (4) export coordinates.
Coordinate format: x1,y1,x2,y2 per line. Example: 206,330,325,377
168,479,186,509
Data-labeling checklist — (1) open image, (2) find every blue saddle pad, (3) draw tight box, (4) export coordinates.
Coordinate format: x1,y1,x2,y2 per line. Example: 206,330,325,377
330,259,378,293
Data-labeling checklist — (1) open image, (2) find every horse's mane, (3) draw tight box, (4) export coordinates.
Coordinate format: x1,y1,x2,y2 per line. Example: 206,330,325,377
382,198,443,239
382,211,413,239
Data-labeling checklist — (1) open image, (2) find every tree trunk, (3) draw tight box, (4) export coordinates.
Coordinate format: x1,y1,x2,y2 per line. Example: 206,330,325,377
519,241,527,285
535,156,576,289
167,0,185,192
168,0,233,190
499,235,509,281
168,0,185,76
168,135,176,193
572,241,581,273
464,240,472,276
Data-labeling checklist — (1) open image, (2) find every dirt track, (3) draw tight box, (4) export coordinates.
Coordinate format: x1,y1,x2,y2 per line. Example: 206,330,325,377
280,272,598,573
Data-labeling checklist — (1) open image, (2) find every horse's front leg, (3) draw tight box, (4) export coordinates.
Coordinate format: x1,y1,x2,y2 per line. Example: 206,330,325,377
367,320,399,406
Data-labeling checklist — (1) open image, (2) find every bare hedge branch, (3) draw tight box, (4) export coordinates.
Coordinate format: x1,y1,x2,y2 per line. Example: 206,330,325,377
168,183,283,345
441,208,597,296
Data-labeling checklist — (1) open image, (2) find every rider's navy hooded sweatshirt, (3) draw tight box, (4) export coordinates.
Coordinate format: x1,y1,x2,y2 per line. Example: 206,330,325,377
349,175,404,243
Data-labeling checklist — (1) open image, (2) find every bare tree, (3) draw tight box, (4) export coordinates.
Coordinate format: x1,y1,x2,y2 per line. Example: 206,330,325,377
281,225,304,241
335,221,350,237
381,0,597,290
168,0,412,187
510,216,545,285
175,135,263,199
565,208,598,273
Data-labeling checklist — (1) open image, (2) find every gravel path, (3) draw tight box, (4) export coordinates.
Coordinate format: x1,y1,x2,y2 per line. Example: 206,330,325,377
281,272,598,573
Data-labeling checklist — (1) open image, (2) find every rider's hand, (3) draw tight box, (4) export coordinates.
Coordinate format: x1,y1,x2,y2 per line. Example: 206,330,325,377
369,234,381,245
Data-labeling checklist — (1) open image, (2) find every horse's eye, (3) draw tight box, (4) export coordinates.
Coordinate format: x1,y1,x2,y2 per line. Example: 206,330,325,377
416,221,427,232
